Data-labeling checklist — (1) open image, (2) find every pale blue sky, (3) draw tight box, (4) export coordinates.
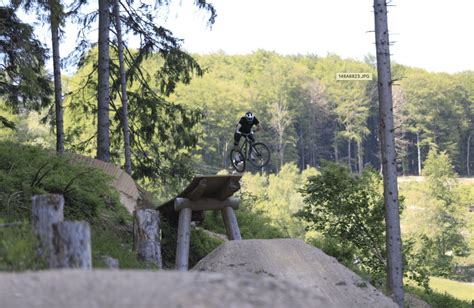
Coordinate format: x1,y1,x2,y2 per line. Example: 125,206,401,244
11,0,474,74
159,0,474,73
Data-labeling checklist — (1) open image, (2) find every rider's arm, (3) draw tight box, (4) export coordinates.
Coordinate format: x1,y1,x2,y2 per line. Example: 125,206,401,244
235,123,242,134
254,124,262,132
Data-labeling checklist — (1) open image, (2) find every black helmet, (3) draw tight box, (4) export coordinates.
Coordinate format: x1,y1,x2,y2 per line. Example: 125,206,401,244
245,111,254,123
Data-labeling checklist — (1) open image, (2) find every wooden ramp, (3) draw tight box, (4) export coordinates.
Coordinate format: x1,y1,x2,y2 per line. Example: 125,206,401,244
158,175,242,224
157,175,243,271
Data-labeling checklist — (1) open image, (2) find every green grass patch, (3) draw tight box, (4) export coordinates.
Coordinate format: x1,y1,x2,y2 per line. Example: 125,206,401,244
0,220,45,271
406,285,472,308
429,276,474,302
0,141,143,271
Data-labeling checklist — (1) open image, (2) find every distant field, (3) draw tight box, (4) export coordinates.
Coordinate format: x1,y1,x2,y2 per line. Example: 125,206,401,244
429,277,474,302
398,176,474,183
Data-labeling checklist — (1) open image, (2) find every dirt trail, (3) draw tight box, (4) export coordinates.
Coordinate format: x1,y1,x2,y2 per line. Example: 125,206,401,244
194,238,397,308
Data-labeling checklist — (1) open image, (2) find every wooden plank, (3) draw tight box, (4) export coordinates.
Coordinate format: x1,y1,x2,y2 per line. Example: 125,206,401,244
188,178,208,201
218,177,241,201
174,197,239,212
157,175,242,224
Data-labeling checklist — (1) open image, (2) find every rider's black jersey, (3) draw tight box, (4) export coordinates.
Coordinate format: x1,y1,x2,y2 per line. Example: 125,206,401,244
238,116,259,134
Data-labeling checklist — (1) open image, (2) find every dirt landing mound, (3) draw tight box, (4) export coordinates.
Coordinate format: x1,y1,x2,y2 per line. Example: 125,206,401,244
193,238,397,308
0,269,333,308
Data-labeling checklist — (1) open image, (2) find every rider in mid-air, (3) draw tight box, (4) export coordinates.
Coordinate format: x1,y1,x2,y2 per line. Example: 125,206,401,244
234,111,262,151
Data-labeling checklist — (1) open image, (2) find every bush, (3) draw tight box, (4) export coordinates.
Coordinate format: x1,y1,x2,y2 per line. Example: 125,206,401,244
202,192,286,240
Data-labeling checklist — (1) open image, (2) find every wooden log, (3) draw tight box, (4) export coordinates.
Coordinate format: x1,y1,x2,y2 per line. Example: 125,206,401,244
133,208,162,268
221,206,242,240
175,207,192,271
189,178,208,201
51,221,92,269
218,177,241,200
31,194,64,261
174,197,239,212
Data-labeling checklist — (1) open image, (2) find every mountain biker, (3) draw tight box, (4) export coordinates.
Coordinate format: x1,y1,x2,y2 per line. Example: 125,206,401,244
234,111,262,151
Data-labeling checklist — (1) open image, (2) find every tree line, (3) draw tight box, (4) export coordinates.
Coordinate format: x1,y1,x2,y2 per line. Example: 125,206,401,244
3,2,473,182
164,52,474,177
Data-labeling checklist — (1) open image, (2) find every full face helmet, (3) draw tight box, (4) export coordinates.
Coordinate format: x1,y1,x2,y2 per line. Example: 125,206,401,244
245,111,254,123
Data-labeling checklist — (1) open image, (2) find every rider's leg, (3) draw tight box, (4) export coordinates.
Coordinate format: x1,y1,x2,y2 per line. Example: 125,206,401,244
248,133,256,159
234,133,241,150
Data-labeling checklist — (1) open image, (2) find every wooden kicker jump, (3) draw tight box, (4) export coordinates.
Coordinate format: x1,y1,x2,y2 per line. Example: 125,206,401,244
158,175,242,271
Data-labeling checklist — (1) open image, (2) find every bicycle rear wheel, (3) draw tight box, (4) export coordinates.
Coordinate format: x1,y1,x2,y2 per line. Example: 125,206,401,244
230,149,246,172
248,142,270,168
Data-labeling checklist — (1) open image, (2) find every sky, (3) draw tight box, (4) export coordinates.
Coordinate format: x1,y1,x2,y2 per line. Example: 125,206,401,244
12,0,474,74
157,0,474,74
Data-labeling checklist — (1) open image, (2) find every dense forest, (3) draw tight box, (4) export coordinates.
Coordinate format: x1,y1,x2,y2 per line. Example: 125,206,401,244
63,50,474,178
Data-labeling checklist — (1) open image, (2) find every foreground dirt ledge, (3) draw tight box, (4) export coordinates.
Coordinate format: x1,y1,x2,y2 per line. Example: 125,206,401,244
1,269,336,308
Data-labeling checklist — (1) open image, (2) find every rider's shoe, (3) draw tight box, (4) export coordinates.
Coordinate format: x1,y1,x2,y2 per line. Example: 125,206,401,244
233,153,242,164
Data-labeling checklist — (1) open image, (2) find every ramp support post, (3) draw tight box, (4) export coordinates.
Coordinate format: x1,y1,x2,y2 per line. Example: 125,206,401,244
221,206,242,240
175,207,192,271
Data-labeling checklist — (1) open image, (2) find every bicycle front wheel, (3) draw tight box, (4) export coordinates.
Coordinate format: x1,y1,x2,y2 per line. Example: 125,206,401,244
248,142,271,168
229,149,246,172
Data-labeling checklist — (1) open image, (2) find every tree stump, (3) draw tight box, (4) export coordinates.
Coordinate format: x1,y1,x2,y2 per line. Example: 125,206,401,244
31,194,64,263
51,221,92,269
102,256,119,269
133,208,162,268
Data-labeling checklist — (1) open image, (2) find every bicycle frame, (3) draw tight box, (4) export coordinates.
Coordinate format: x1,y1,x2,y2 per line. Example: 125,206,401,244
239,134,254,160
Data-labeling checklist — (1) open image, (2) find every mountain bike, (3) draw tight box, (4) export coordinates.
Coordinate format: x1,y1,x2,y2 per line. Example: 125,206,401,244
229,132,271,172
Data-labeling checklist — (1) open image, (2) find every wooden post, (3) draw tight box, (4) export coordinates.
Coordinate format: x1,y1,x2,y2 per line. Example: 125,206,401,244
175,207,192,271
133,208,162,268
51,221,92,269
221,206,242,240
31,194,64,261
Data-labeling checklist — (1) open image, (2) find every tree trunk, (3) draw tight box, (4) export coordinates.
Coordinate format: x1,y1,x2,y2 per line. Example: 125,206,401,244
278,133,285,170
347,139,352,172
334,139,339,162
49,1,64,154
467,134,471,176
51,221,92,269
357,140,363,174
97,0,111,162
133,208,162,268
416,131,421,175
373,0,404,306
113,0,132,174
31,194,64,263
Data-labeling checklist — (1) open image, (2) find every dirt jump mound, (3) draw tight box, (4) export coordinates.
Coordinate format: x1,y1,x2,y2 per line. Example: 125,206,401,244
193,238,397,308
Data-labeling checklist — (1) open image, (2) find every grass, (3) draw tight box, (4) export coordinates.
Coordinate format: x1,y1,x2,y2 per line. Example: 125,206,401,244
429,276,474,302
406,285,472,308
0,141,148,271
